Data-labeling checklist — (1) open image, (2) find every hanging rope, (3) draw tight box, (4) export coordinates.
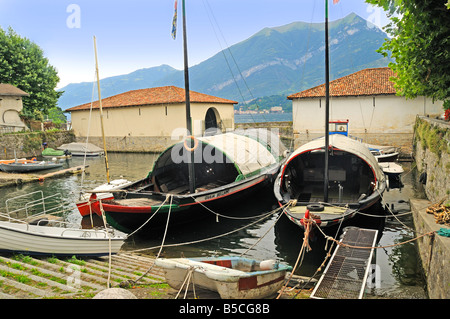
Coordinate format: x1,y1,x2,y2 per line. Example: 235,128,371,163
126,194,171,237
175,266,197,299
122,195,173,287
276,208,314,299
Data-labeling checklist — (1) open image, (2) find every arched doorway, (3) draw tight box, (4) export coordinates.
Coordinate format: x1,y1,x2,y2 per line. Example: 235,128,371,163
204,107,221,135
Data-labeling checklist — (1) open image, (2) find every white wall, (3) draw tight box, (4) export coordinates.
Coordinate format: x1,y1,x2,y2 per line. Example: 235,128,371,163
292,95,443,135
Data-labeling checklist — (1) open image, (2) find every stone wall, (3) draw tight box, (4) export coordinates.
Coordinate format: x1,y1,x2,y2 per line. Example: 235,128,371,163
235,121,294,149
0,130,75,159
411,199,450,299
413,116,450,204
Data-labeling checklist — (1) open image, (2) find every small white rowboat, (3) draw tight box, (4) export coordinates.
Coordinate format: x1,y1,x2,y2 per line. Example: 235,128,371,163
155,256,292,299
0,220,126,256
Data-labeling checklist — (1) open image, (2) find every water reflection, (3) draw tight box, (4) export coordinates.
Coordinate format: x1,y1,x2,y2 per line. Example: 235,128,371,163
0,154,428,298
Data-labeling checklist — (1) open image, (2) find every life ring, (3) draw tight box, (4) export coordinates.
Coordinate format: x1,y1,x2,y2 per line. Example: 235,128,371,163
307,204,324,212
184,135,199,152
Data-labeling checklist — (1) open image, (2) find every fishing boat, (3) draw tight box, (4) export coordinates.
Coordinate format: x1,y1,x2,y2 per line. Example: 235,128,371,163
0,191,126,256
274,0,386,229
0,219,125,256
0,160,63,173
85,2,287,234
155,256,292,299
90,129,286,233
274,134,386,228
57,142,104,157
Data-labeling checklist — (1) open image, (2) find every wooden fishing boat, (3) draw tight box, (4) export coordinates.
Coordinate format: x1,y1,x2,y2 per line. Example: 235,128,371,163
274,132,386,229
155,256,292,299
0,219,126,256
89,130,287,233
0,161,63,173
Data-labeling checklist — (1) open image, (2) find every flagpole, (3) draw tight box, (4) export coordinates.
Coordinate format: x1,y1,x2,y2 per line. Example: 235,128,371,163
181,0,196,194
324,0,330,202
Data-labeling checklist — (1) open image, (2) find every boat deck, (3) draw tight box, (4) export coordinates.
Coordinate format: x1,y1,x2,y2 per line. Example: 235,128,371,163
288,204,348,218
310,227,378,299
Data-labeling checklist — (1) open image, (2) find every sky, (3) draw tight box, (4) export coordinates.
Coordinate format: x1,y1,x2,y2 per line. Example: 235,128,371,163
0,0,390,89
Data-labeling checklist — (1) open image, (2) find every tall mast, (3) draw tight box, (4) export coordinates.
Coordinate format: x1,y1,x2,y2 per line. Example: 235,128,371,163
324,0,330,202
182,0,196,193
93,36,110,184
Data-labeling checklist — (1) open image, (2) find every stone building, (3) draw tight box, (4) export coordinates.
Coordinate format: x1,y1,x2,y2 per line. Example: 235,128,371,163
288,67,443,153
0,83,29,133
66,86,237,152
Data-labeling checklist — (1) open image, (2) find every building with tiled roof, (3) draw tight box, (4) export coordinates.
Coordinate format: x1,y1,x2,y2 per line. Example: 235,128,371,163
289,67,443,152
288,67,396,100
66,86,237,152
0,83,29,133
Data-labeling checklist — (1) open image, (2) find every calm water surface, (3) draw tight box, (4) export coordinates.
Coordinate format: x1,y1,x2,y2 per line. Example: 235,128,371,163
0,152,428,298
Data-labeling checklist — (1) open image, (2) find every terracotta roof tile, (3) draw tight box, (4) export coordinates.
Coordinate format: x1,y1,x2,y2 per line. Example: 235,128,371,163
66,86,237,112
287,67,397,100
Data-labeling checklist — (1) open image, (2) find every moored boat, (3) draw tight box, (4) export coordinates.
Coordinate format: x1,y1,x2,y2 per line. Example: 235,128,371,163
0,219,126,256
274,134,386,229
57,142,104,157
155,256,292,299
0,161,63,173
89,129,287,234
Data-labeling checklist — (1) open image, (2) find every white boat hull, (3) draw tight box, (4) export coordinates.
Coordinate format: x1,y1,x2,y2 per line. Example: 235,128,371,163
0,221,126,256
155,257,291,299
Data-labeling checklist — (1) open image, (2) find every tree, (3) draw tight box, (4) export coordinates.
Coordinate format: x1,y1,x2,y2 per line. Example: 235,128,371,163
0,27,63,120
366,0,450,105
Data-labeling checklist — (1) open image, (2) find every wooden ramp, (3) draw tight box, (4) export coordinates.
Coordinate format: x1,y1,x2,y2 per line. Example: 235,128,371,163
310,227,378,299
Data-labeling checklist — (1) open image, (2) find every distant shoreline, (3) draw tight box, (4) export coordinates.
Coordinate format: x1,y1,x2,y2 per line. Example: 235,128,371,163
234,113,292,123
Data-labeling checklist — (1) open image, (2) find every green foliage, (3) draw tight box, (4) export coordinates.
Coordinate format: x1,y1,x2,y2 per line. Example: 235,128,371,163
366,0,450,103
0,27,62,120
415,119,450,156
237,94,292,112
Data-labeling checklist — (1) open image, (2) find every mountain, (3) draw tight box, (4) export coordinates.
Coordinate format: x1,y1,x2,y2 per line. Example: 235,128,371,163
58,13,391,110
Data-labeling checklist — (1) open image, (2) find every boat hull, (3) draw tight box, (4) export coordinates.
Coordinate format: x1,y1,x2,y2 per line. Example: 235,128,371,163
0,162,63,173
99,173,274,234
155,257,291,299
0,221,125,256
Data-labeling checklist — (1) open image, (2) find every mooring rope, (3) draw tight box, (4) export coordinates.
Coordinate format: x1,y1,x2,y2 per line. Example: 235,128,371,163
123,195,173,287
131,204,285,253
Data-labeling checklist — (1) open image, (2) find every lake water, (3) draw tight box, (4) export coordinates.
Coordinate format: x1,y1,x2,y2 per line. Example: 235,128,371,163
0,152,428,299
235,113,292,123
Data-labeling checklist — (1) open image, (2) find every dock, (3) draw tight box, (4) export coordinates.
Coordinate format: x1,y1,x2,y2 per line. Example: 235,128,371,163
310,227,378,299
0,165,88,188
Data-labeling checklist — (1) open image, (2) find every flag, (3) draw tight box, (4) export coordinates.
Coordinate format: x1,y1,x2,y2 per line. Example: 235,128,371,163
171,0,178,39
333,0,340,4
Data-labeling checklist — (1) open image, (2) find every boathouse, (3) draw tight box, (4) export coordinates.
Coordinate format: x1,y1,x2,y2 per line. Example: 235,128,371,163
0,83,29,133
65,86,237,152
288,67,443,153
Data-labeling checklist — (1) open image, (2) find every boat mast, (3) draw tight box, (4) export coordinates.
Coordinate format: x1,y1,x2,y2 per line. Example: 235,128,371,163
324,0,330,202
182,0,196,193
93,36,110,184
